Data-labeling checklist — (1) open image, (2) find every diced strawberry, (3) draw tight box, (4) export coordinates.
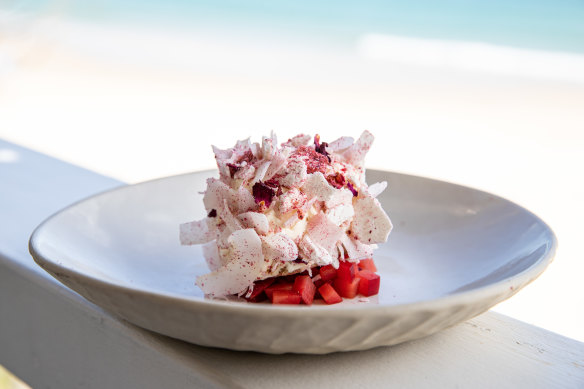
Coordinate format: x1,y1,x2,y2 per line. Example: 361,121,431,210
357,270,380,297
312,277,324,299
333,276,360,299
313,278,325,289
318,283,342,305
246,278,275,302
293,275,316,305
272,290,302,304
265,283,294,301
358,258,377,272
319,264,337,282
337,261,357,282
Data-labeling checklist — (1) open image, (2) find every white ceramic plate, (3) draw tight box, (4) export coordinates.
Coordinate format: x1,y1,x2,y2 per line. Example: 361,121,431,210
29,170,556,354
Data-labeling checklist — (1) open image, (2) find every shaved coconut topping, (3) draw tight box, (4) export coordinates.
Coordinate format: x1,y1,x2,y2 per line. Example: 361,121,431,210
278,187,307,215
326,203,355,226
351,196,393,244
202,241,223,271
306,212,344,254
182,131,393,297
196,229,264,296
299,235,335,267
367,181,388,198
340,234,375,262
344,130,374,167
179,218,217,245
302,173,336,204
280,158,307,188
262,233,298,262
328,136,354,152
251,161,271,185
283,134,312,147
218,199,242,233
263,150,288,182
237,212,269,235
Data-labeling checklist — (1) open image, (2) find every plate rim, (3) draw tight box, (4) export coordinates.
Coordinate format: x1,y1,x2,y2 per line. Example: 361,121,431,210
28,169,558,317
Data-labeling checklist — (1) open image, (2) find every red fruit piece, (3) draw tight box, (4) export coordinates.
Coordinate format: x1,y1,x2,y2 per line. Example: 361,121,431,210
337,261,357,282
358,258,377,273
357,270,380,297
280,271,308,284
265,283,294,301
272,290,302,304
318,283,342,305
293,275,316,305
313,277,325,290
246,278,275,303
333,276,360,299
319,264,337,282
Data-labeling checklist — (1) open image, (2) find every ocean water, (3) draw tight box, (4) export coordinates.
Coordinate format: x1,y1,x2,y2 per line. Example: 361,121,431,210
7,0,584,54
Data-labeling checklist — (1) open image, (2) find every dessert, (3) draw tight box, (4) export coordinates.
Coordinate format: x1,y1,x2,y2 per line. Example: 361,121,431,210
180,131,392,304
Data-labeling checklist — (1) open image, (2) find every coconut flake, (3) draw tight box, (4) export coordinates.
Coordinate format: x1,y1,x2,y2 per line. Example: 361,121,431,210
299,235,336,267
234,164,256,181
218,199,243,233
250,142,261,158
325,203,355,226
328,187,354,209
205,179,256,214
261,233,298,262
251,161,271,185
302,172,335,203
351,196,392,244
302,172,353,209
196,229,264,297
280,158,308,188
212,145,233,161
231,185,257,213
261,136,276,160
237,211,269,235
344,130,374,166
202,240,224,271
283,134,311,147
367,181,387,198
264,150,288,182
340,234,375,262
278,187,307,215
306,212,344,254
203,178,229,211
328,136,354,152
179,218,218,245
337,242,346,260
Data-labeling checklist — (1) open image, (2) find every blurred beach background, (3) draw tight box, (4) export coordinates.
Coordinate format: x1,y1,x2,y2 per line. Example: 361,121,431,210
1,1,583,381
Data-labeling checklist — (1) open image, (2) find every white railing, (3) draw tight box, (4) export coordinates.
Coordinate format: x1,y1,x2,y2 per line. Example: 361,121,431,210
1,139,583,388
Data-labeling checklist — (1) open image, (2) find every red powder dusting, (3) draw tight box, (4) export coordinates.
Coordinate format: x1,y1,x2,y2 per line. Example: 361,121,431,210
293,146,330,174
